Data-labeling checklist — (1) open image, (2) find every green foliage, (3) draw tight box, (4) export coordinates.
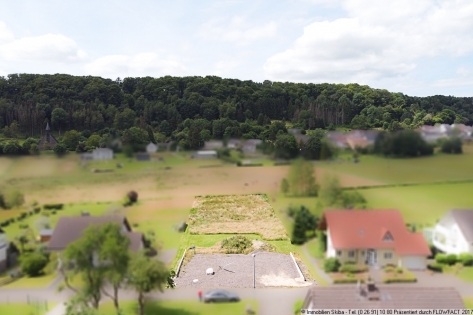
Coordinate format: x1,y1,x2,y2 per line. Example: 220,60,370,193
86,134,101,148
53,143,67,156
280,178,290,195
2,140,22,155
43,203,64,210
288,158,319,196
290,206,318,245
3,190,25,209
62,130,82,150
339,263,368,274
220,235,253,254
435,253,457,265
20,252,48,277
427,263,443,272
323,258,341,273
274,133,298,159
459,253,473,266
319,175,367,209
374,130,433,158
440,137,463,154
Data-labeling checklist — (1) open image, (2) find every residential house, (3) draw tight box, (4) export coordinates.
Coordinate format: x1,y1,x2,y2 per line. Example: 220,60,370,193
38,123,59,150
294,134,310,146
0,228,8,272
92,148,113,160
39,229,53,243
47,215,146,266
192,150,218,159
241,139,262,154
326,131,349,149
226,139,242,149
146,142,157,153
302,284,465,309
288,128,302,135
433,209,473,255
345,130,380,149
318,210,431,270
203,140,224,150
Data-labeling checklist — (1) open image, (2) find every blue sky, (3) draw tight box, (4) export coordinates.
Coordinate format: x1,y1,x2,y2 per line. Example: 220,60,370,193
1,0,473,97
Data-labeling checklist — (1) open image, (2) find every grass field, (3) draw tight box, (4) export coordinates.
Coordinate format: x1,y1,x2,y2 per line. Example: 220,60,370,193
1,272,57,289
188,194,288,240
99,299,259,315
0,302,56,315
464,297,473,309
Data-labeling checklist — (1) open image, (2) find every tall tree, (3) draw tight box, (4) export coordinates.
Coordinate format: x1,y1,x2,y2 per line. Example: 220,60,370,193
51,108,68,135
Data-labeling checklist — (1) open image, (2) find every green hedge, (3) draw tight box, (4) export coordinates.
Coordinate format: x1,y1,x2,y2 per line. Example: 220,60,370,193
237,163,264,167
339,264,368,274
333,278,365,284
383,277,417,283
427,263,443,272
459,253,473,266
43,203,64,210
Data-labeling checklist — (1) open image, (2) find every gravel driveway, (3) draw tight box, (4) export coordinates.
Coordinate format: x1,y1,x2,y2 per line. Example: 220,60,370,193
174,251,313,289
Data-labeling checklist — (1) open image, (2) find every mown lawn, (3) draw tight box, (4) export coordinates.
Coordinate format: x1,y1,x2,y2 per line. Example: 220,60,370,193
99,299,259,315
362,182,473,225
0,302,56,315
319,151,473,185
464,297,473,309
457,266,473,282
1,272,57,289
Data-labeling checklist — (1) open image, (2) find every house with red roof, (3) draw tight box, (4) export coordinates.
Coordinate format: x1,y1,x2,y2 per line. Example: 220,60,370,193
318,209,431,270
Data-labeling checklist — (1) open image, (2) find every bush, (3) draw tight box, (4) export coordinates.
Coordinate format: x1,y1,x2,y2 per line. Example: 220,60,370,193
323,258,341,273
459,253,473,266
51,211,57,215
427,263,443,272
445,254,458,265
220,235,253,254
43,203,64,210
395,267,404,274
127,190,138,203
20,253,48,277
435,253,448,264
19,224,29,229
333,278,364,284
339,264,368,274
383,277,417,283
33,207,41,214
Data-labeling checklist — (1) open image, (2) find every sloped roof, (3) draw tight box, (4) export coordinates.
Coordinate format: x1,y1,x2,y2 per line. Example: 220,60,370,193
321,210,431,256
303,286,464,309
449,209,473,242
47,215,141,251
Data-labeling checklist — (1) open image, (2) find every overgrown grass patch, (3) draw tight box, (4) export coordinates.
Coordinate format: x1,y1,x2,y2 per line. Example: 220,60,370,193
188,194,288,240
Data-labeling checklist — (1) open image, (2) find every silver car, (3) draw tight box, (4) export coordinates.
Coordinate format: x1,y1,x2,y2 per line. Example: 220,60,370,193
203,289,240,303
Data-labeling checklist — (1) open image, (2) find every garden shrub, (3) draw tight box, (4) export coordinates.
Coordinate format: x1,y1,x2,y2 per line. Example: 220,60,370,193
435,253,448,264
51,210,57,215
383,277,417,283
384,266,394,273
33,207,41,214
339,264,368,274
20,253,48,277
445,254,457,265
333,278,364,284
43,203,64,210
19,224,29,229
458,253,473,266
395,267,404,274
220,235,253,254
427,263,443,272
323,258,341,273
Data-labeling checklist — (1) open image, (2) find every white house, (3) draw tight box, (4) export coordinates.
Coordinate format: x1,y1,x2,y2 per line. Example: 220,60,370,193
92,148,114,160
146,142,157,153
0,228,8,272
433,209,473,255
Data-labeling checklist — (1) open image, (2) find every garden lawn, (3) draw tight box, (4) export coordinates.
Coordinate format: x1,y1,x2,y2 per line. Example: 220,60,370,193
362,182,473,226
1,272,57,289
457,266,473,283
99,299,259,315
0,302,56,315
464,297,473,309
319,152,473,185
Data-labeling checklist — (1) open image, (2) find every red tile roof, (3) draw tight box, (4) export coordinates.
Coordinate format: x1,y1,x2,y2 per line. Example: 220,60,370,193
322,209,431,256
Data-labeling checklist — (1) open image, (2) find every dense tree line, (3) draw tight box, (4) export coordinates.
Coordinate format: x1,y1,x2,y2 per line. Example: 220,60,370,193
0,73,472,150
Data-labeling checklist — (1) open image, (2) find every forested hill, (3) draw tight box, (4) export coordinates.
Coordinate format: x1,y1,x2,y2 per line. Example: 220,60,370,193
0,73,472,140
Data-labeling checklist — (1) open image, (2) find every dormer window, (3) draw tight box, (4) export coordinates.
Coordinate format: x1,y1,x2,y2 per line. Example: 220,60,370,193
382,231,393,242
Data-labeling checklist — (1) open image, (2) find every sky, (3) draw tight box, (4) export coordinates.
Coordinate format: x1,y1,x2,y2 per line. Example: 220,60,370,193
1,0,473,97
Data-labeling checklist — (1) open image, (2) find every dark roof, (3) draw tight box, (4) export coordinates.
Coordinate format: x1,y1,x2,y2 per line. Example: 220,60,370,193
449,209,473,242
303,286,465,309
47,215,135,251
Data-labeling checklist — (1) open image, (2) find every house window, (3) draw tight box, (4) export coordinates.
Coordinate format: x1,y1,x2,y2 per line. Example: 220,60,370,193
384,252,393,259
336,250,342,257
361,250,365,256
383,231,394,242
348,250,355,258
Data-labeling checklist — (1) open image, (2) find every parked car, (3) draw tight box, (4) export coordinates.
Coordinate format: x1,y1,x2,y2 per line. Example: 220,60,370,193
203,289,240,303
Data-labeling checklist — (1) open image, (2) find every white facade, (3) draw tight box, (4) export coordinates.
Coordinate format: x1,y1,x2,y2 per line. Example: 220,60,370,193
92,148,113,160
400,256,426,270
146,143,157,153
326,228,336,258
0,233,8,263
193,150,217,159
433,222,472,255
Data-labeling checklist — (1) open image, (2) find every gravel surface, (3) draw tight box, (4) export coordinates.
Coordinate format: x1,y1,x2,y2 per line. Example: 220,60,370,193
174,251,313,289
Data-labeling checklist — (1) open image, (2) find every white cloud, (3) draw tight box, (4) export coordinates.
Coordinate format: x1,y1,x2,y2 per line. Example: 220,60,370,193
211,59,243,76
84,52,188,78
0,33,87,62
199,16,277,45
264,0,473,83
0,21,14,43
456,67,471,77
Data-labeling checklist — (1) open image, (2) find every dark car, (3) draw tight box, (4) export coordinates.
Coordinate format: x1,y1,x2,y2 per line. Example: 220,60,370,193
203,289,240,303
